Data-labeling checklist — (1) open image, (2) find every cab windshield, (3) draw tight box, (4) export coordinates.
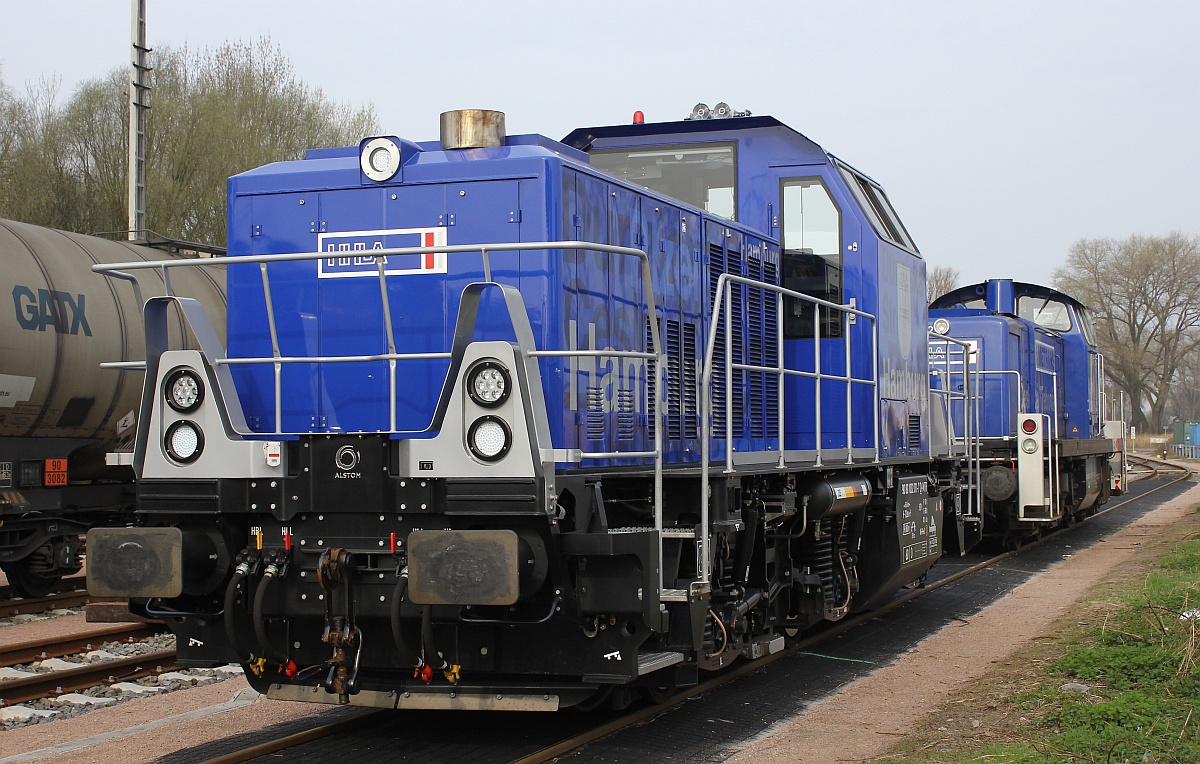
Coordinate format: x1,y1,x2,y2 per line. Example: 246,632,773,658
1018,295,1072,332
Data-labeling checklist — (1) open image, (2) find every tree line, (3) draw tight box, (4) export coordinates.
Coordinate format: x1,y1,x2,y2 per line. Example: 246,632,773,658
1055,233,1200,432
4,45,1194,431
930,235,1200,433
0,38,377,247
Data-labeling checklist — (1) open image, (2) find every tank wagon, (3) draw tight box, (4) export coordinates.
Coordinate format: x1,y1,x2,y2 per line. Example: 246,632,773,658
929,280,1119,546
0,219,226,596
89,107,974,710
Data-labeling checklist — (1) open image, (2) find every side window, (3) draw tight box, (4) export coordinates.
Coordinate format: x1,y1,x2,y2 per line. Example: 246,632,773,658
782,178,841,338
835,160,918,253
589,142,737,220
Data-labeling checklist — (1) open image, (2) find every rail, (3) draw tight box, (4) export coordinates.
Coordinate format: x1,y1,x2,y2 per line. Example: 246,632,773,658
698,276,878,585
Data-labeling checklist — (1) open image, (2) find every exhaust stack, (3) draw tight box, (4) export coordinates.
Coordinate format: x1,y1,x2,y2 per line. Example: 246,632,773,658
440,109,506,149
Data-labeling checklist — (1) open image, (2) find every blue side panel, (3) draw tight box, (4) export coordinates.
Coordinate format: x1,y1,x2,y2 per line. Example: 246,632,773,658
228,191,324,434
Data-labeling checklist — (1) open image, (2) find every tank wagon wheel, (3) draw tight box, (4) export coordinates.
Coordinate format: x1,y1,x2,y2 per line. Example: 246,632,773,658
1,560,62,599
1,533,82,598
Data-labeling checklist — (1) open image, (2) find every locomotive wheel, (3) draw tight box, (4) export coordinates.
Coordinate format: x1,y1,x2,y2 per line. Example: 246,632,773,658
571,686,613,712
644,685,675,704
610,686,638,711
1,561,62,599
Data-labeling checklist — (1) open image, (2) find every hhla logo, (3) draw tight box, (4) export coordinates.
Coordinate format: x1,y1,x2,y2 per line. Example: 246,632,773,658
334,446,361,479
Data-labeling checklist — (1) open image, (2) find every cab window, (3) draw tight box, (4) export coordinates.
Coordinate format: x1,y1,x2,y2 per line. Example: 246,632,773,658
782,177,841,338
835,160,917,253
1018,295,1072,332
1077,306,1098,345
589,142,737,220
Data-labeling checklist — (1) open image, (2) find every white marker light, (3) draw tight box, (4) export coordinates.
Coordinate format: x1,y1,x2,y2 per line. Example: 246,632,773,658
166,421,204,463
468,416,510,462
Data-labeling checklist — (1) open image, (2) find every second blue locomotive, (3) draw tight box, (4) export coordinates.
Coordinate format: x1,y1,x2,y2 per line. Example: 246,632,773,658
930,280,1119,546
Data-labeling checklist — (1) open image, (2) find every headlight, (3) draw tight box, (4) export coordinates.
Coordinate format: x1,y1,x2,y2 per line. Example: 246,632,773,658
164,367,204,413
360,137,401,182
1021,438,1038,454
466,360,511,408
932,318,950,335
467,416,510,462
165,421,204,463
1021,418,1038,434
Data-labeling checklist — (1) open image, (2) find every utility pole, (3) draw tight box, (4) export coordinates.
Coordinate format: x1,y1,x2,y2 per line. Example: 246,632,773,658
127,0,150,241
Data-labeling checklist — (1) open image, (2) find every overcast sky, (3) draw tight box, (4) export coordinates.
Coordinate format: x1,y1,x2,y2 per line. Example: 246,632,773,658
1,1,1196,287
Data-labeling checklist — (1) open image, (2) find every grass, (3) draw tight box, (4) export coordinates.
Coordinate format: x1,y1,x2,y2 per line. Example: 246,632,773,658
877,530,1200,764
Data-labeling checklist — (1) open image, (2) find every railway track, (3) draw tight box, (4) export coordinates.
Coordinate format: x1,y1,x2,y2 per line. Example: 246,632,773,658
0,623,171,706
0,578,91,618
188,458,1193,764
0,648,177,707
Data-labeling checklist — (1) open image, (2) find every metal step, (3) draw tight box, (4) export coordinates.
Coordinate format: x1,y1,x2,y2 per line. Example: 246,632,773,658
637,651,684,676
606,526,696,538
660,588,689,602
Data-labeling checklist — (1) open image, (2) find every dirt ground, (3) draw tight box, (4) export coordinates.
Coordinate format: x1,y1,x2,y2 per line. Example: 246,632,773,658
1,476,1196,764
726,476,1200,764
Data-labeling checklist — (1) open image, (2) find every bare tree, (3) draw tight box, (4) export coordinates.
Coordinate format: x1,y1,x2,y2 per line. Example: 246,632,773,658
0,38,378,246
926,264,960,304
1054,233,1200,432
1166,343,1200,424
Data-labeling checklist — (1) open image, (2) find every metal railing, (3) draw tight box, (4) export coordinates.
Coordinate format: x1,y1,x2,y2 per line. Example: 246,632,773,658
928,332,980,522
94,239,668,537
698,276,879,585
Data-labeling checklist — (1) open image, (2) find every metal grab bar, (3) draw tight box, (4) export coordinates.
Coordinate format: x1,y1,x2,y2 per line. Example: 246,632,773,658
96,239,670,597
699,274,880,585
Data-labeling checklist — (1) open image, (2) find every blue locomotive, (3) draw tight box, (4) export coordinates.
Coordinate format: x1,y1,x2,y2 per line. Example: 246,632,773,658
89,107,973,710
929,280,1119,546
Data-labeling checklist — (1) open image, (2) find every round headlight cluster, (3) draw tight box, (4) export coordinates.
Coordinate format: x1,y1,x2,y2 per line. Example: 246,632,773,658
1021,438,1039,455
466,360,511,408
468,416,511,462
164,367,204,413
360,137,401,182
166,420,204,463
932,318,951,336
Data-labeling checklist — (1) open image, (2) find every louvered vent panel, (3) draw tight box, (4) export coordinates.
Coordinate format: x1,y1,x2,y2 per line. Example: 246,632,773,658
727,249,744,438
908,415,922,449
747,259,765,438
586,386,605,440
616,389,635,441
763,260,780,437
666,319,682,441
709,243,728,437
683,322,699,439
645,317,657,441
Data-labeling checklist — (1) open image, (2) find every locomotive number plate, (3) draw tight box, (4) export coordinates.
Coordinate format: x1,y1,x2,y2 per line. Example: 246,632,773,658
44,459,68,486
408,529,519,606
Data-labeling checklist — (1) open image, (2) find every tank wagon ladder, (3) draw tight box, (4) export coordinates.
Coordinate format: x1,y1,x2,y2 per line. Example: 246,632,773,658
93,239,676,597
690,276,881,595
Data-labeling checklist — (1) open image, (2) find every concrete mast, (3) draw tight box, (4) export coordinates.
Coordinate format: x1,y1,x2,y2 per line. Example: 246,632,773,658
127,0,150,241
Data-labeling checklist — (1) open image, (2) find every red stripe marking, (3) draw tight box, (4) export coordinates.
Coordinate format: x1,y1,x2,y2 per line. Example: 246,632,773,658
424,232,435,269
